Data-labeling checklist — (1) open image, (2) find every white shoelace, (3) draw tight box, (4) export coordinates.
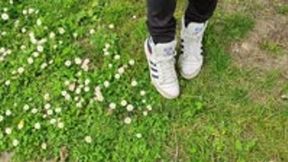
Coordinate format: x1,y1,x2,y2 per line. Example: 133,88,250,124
182,34,204,63
155,52,177,85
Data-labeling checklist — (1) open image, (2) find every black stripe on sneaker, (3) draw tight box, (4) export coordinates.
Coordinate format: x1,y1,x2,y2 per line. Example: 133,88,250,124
147,39,152,54
150,66,158,72
149,60,157,67
152,74,159,79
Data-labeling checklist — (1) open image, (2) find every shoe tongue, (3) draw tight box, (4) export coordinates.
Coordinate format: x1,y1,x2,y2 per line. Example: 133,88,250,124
155,40,176,57
187,22,205,35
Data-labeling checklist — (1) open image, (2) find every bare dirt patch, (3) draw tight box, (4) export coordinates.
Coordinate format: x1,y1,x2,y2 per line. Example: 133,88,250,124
230,15,288,73
224,0,288,102
0,152,13,162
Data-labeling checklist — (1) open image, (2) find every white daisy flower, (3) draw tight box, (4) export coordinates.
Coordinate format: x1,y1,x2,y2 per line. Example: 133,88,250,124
84,136,92,143
57,122,64,129
109,103,116,109
74,57,82,65
108,24,115,29
44,93,50,101
142,99,146,103
17,67,25,74
30,38,38,45
114,73,121,80
124,117,132,124
108,64,113,68
76,102,82,108
136,133,142,138
37,45,44,52
82,78,89,84
12,139,19,146
0,47,5,53
143,111,148,116
1,31,7,36
44,103,51,109
129,59,135,66
103,81,110,88
105,43,110,49
21,28,27,33
120,100,127,107
131,80,138,87
17,120,24,130
64,94,71,101
140,90,146,96
41,143,47,150
81,58,90,71
28,8,35,14
89,29,95,35
58,27,65,34
5,80,11,86
23,104,29,111
48,60,53,65
32,52,40,57
61,91,68,96
50,118,56,124
73,32,78,38
22,9,27,15
94,87,104,102
74,96,80,101
68,83,76,92
55,107,61,113
114,55,120,60
49,32,55,39
133,15,137,19
84,86,90,92
47,109,53,115
5,127,12,135
26,57,33,64
126,104,134,112
75,87,81,94
0,115,4,122
38,38,47,45
31,108,38,114
6,49,12,54
11,70,17,75
5,109,12,116
20,45,26,50
34,122,41,129
118,67,125,74
64,60,72,67
36,19,42,26
40,62,48,69
146,105,152,111
104,51,110,56
1,13,9,21
64,80,70,86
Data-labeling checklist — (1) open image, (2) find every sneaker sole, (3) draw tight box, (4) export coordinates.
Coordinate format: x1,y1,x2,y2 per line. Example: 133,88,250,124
179,66,202,80
144,39,179,99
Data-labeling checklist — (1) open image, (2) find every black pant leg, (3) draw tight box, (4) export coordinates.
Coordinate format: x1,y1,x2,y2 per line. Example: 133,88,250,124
147,0,177,44
185,0,218,26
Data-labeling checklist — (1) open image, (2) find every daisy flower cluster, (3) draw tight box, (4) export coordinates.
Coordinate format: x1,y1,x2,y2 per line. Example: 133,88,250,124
0,1,155,154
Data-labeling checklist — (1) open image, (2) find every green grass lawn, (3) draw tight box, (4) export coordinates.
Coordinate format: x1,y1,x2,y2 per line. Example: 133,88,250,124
0,0,288,161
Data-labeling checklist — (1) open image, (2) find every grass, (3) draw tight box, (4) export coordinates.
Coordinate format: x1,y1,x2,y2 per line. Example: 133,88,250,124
0,0,288,161
260,40,285,56
276,4,288,15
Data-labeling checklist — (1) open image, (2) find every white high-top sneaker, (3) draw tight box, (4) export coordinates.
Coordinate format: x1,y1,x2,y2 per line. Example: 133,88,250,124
144,37,180,99
178,18,208,79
